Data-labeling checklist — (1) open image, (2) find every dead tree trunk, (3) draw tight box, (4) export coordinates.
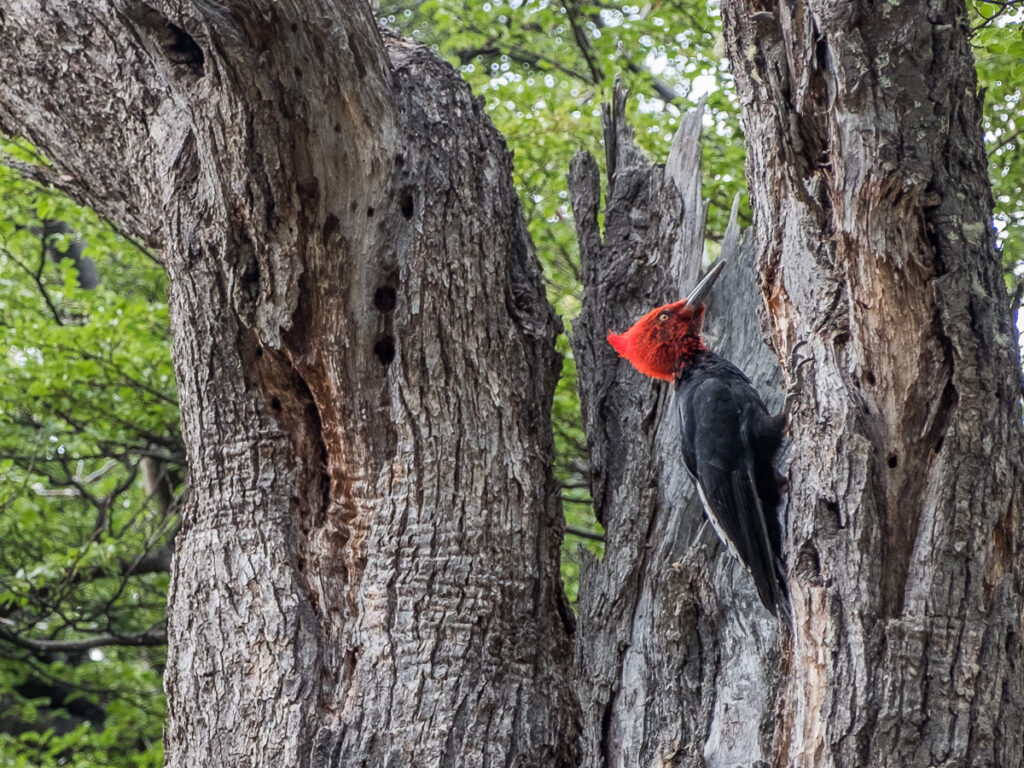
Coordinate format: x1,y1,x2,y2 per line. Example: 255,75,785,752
718,1,1024,766
568,89,786,768
0,3,578,766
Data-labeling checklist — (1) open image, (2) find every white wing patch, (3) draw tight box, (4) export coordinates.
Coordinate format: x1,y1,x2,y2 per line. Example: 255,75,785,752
695,480,745,568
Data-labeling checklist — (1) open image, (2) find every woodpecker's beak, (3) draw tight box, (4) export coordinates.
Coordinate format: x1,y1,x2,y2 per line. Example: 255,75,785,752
686,259,726,307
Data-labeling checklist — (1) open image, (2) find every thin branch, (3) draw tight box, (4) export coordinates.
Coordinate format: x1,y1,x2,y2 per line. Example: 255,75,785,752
623,56,683,103
971,0,1024,32
588,10,683,104
42,342,179,406
2,244,64,326
988,125,1023,157
100,215,163,265
564,1,605,85
0,619,167,652
0,155,74,191
565,525,605,542
458,40,590,82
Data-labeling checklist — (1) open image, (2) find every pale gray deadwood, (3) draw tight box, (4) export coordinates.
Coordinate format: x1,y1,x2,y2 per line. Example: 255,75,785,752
568,86,786,768
0,3,578,766
718,0,1024,766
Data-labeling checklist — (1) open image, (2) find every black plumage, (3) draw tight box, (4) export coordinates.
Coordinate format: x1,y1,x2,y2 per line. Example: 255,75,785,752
675,349,789,618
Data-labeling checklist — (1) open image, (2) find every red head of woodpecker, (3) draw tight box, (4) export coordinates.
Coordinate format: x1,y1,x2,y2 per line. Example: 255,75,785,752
607,259,725,381
605,259,791,620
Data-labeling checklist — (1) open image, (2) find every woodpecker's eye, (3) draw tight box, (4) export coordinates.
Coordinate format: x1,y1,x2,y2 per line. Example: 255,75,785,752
658,312,670,322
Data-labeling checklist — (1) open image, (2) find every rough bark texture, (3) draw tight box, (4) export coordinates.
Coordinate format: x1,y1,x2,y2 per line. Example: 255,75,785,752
0,3,578,766
719,1,1024,766
569,88,786,768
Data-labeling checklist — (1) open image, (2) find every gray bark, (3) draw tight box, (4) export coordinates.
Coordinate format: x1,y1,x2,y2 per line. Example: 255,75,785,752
568,87,785,768
718,1,1024,766
0,3,578,767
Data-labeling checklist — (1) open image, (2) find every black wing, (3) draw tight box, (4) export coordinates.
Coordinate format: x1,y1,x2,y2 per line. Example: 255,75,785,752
676,360,789,617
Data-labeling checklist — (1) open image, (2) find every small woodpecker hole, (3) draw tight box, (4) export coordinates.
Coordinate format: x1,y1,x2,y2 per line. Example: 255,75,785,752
374,335,396,366
887,454,898,469
400,191,414,219
374,286,397,313
366,206,375,218
795,540,822,580
270,397,281,412
865,370,876,386
164,23,205,75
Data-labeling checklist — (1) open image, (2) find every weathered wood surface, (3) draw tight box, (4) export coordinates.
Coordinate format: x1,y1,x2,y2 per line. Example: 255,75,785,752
569,87,786,768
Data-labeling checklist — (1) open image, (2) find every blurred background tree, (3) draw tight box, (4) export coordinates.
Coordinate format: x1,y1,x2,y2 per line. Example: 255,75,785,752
0,0,1019,763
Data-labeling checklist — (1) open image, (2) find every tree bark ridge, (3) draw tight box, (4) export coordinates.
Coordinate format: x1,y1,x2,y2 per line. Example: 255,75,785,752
720,1,1024,765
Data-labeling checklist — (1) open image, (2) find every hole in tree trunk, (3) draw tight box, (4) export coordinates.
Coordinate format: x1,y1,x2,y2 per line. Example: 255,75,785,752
887,454,898,468
322,214,339,243
374,286,396,313
374,336,396,366
165,23,204,76
241,260,259,299
795,540,822,580
400,191,414,220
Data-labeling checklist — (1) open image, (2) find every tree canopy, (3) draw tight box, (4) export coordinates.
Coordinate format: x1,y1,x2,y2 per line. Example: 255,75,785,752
1,1,1021,764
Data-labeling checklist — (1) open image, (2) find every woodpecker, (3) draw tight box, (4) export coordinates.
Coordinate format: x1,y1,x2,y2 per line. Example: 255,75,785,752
607,261,790,618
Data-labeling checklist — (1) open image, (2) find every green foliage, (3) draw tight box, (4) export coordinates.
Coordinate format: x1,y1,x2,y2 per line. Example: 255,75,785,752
0,140,175,768
971,3,1024,285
